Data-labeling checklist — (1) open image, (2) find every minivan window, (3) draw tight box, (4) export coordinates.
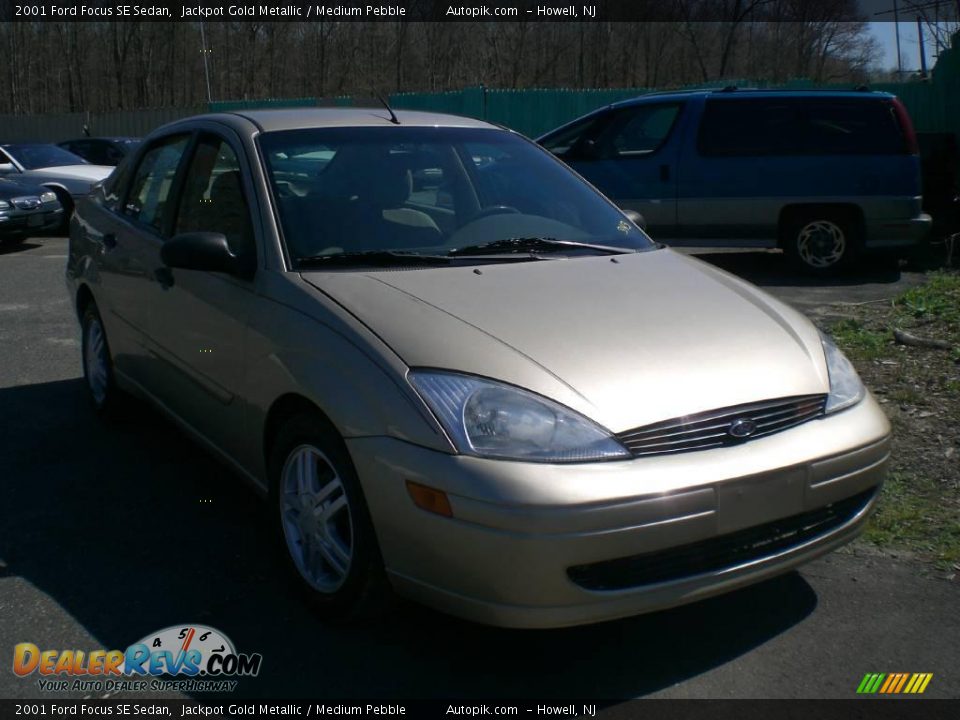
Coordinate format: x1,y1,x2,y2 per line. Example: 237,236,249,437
597,104,682,157
260,127,653,266
698,98,906,157
539,115,598,158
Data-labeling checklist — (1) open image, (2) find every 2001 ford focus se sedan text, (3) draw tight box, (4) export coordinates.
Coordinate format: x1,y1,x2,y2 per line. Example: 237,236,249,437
66,109,891,628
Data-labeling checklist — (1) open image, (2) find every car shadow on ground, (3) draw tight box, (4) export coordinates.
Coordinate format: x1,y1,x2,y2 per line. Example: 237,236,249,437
0,241,43,256
0,378,818,700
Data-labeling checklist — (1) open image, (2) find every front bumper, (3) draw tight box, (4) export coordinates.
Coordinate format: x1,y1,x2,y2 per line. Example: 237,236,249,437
348,394,890,628
0,207,64,237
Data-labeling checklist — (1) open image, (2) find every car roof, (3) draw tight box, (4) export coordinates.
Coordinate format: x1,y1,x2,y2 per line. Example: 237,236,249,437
157,108,500,136
60,137,140,143
607,88,896,110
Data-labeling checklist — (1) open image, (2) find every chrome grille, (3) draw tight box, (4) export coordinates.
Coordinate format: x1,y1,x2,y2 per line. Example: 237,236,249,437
616,394,827,457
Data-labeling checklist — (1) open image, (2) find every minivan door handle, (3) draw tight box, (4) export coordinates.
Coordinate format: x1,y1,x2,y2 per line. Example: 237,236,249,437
102,233,117,250
659,164,671,182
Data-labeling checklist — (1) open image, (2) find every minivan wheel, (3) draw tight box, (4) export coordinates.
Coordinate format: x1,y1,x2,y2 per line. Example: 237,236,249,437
81,303,122,414
784,213,858,274
269,414,389,621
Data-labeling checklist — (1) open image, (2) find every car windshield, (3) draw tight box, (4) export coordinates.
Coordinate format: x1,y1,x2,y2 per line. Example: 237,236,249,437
259,126,654,268
3,144,88,169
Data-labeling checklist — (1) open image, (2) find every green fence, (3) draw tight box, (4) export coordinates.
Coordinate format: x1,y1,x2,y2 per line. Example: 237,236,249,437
209,33,960,140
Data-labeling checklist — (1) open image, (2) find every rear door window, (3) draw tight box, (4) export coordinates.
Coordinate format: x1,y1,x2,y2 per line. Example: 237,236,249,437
698,99,802,156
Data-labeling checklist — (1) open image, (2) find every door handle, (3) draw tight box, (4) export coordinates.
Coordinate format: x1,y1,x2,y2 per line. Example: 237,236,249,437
659,164,671,182
154,267,175,289
101,233,117,250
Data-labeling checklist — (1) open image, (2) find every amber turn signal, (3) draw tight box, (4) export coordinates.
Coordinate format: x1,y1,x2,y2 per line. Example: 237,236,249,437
405,481,453,517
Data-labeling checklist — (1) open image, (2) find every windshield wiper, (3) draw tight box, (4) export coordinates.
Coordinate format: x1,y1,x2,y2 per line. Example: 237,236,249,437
447,237,633,257
297,250,452,268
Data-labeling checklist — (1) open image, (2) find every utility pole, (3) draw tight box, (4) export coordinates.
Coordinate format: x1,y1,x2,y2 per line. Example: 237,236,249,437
894,0,903,78
918,17,928,78
199,22,213,104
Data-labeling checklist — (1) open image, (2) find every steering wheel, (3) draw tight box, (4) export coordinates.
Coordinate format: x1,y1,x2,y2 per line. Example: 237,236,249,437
471,205,520,220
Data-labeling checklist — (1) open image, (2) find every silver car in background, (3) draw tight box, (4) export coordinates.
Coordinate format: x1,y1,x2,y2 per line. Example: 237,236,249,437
66,109,890,628
0,143,112,228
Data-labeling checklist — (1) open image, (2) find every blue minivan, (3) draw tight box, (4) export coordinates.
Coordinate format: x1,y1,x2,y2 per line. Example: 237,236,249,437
537,89,932,273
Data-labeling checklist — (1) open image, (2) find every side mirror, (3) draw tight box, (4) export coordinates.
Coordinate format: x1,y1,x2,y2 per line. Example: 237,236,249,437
623,209,647,231
0,163,18,174
161,232,254,280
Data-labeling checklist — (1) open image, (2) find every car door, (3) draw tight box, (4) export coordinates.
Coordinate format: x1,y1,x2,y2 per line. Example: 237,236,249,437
93,133,192,386
145,130,259,464
676,97,801,245
543,102,685,237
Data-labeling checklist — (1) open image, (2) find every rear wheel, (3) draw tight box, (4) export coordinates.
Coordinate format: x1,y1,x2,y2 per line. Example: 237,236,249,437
269,413,390,621
783,211,859,275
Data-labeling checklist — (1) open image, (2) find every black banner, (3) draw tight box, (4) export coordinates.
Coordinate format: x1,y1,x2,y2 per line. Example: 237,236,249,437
1,700,959,719
1,0,957,23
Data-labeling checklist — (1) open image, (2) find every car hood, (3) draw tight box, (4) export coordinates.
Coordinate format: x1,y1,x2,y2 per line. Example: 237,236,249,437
23,165,112,183
302,249,829,432
0,178,49,198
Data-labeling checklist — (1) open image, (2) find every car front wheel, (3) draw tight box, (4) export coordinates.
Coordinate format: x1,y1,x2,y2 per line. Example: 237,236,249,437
270,413,389,621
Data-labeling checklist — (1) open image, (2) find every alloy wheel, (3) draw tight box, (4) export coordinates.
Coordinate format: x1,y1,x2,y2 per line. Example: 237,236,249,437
84,316,110,407
279,444,354,593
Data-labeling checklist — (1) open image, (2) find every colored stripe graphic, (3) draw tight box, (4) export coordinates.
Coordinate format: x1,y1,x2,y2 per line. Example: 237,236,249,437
894,674,910,693
857,673,933,694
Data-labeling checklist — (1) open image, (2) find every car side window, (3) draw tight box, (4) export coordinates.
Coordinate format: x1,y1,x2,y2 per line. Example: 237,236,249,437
540,115,599,159
698,99,805,157
174,135,254,257
123,134,190,233
594,104,681,157
102,156,134,212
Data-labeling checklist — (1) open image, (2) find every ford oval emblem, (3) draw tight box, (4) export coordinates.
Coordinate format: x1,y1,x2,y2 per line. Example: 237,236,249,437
728,418,758,439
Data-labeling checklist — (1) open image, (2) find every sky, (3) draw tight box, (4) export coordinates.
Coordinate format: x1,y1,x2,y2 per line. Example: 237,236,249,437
869,20,952,73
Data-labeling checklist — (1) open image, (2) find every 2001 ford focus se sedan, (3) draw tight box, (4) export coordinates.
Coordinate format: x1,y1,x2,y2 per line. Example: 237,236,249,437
67,109,891,628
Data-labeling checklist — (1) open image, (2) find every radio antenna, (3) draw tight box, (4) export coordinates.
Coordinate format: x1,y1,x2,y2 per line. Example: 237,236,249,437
375,93,400,125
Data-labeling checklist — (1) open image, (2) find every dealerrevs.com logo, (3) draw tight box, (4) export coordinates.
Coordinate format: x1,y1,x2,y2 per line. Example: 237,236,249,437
12,625,262,693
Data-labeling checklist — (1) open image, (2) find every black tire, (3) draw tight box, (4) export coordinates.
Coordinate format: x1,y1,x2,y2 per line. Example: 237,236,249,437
51,189,74,234
1,236,27,247
269,412,390,622
783,210,860,275
80,302,123,415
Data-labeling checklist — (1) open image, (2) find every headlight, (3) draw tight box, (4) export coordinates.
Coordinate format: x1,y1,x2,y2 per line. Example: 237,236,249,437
821,333,865,414
409,371,630,462
40,191,57,204
0,200,10,210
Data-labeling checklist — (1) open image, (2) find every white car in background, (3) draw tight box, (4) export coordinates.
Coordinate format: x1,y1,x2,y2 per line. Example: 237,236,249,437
0,143,112,229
